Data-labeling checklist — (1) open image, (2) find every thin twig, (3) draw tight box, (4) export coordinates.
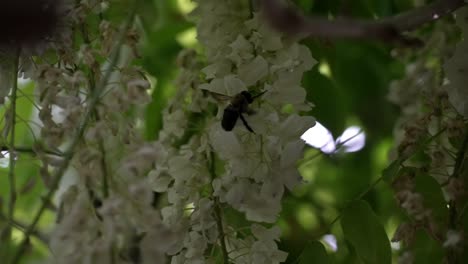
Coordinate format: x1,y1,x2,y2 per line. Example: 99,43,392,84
11,3,138,262
289,175,384,264
383,0,466,31
259,0,466,43
299,130,364,167
214,198,230,264
320,176,384,238
81,20,110,198
292,127,449,264
1,146,63,156
447,127,468,254
208,150,230,264
0,213,48,245
450,129,468,179
7,47,21,240
457,202,468,224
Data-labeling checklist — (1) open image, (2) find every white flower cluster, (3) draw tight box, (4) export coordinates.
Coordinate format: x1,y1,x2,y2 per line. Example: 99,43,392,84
147,0,316,263
199,7,315,224
388,18,467,261
31,1,170,263
444,6,468,118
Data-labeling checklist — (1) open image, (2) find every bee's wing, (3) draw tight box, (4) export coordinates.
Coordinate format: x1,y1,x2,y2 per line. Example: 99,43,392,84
202,90,232,102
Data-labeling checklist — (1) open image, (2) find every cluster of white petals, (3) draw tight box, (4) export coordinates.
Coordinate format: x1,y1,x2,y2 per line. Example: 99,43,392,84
24,0,318,262
32,1,173,263
146,0,316,263
389,16,468,260
200,9,315,223
18,1,467,263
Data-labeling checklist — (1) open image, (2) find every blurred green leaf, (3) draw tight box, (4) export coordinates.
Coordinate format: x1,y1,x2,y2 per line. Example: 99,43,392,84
304,68,347,136
329,41,397,137
414,174,448,223
294,0,315,12
141,2,191,139
14,81,36,145
362,0,393,16
341,200,391,264
310,0,341,14
145,77,174,140
0,226,12,262
412,230,444,264
299,241,332,264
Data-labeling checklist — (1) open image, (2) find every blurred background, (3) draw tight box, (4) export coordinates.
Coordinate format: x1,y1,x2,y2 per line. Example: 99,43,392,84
142,0,406,263
0,0,454,263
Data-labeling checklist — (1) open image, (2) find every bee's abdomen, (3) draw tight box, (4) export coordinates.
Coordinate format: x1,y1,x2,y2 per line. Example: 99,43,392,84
221,106,239,131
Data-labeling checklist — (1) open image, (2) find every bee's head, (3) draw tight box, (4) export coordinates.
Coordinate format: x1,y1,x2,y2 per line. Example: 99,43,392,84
241,91,253,103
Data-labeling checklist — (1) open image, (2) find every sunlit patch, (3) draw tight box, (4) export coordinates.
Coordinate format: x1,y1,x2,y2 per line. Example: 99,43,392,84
391,241,401,250
322,234,338,252
318,61,332,78
185,202,195,215
301,121,366,154
135,119,144,129
296,205,318,230
281,103,294,114
314,189,336,204
278,219,291,237
0,151,10,168
18,77,31,85
12,228,25,242
177,0,196,14
176,27,197,48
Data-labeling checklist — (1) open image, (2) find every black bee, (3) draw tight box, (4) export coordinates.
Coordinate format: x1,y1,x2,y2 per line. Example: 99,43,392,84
206,90,266,133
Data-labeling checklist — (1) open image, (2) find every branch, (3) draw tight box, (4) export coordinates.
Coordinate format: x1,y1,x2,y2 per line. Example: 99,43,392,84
81,22,110,199
383,0,467,31
0,213,48,245
450,128,468,179
259,0,467,43
7,47,20,243
448,128,468,229
1,145,63,156
214,198,229,264
208,151,229,264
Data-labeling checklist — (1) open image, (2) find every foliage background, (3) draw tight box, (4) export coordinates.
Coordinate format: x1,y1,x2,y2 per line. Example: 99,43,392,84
0,0,466,263
139,0,408,261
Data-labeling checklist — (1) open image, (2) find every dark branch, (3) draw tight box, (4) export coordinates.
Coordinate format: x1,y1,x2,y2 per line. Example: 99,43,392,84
259,0,467,43
0,145,63,156
384,0,467,31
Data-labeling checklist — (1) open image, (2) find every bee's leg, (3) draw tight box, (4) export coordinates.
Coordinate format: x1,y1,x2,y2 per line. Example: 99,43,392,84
245,108,256,115
252,90,267,100
239,113,255,133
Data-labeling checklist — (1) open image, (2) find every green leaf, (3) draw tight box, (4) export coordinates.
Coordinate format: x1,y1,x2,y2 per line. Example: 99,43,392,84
14,81,36,145
299,241,331,264
414,173,448,223
303,69,347,136
294,0,315,12
323,41,398,138
362,0,393,16
144,77,173,140
412,230,444,264
341,200,391,264
0,226,13,262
